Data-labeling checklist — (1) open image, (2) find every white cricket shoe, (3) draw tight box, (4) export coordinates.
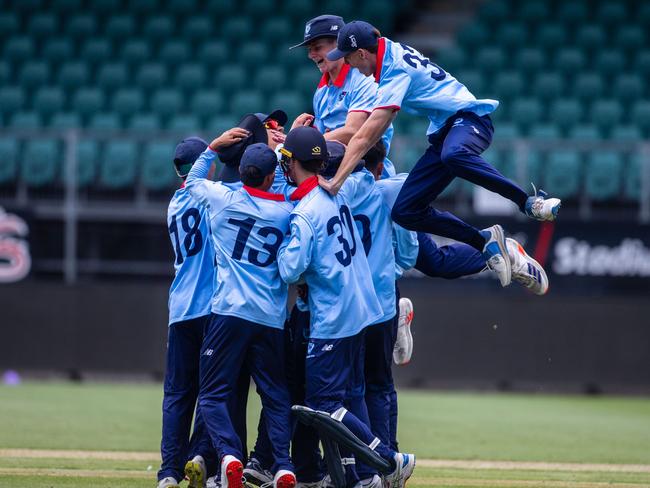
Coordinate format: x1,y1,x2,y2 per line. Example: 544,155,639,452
244,457,274,486
157,477,180,488
354,475,382,488
185,455,207,488
221,455,244,488
207,476,219,488
274,469,297,488
525,185,561,221
480,225,511,287
393,298,414,365
506,238,549,295
384,453,415,488
296,481,322,488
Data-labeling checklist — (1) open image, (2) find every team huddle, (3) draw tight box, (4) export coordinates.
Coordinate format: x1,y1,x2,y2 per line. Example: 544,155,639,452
158,15,561,488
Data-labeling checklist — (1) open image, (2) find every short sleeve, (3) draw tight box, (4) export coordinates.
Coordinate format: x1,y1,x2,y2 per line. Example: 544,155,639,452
348,74,378,113
375,69,411,110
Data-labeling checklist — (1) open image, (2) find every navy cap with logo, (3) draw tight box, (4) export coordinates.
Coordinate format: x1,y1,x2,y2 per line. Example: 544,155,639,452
326,20,379,61
173,136,208,177
239,143,278,178
290,14,345,49
280,126,327,162
254,109,288,127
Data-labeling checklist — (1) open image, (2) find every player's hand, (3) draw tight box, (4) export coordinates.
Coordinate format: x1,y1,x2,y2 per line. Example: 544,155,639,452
209,128,249,151
269,129,286,145
291,113,314,130
318,175,342,196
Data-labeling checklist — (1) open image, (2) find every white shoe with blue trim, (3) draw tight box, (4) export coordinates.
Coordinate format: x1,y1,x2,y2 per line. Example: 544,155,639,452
384,453,415,488
480,225,511,287
525,185,561,221
243,457,274,486
507,238,549,295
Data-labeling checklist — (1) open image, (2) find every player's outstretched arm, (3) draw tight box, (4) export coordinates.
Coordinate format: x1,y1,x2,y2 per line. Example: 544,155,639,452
323,111,369,145
277,217,314,284
319,108,396,195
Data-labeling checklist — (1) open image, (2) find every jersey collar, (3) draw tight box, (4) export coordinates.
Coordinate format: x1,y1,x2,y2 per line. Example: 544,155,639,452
243,185,285,201
374,37,387,83
317,63,351,89
290,175,319,201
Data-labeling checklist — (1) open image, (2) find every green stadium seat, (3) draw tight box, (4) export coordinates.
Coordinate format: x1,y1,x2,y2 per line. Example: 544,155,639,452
613,74,644,104
159,41,190,67
529,124,560,140
533,72,565,100
323,0,355,19
183,16,212,42
631,101,650,135
168,114,200,133
75,140,98,187
281,0,315,21
190,91,224,121
569,125,601,141
557,0,588,24
50,112,81,129
88,0,120,13
514,47,545,73
585,152,623,201
549,98,583,130
596,1,628,25
150,89,182,120
96,63,128,91
121,40,152,66
130,0,159,15
269,91,307,120
88,113,121,131
57,62,90,89
9,112,42,130
611,125,641,142
72,88,105,118
239,42,269,70
590,99,623,132
222,17,254,44
27,13,59,39
478,0,508,23
535,23,567,51
293,66,319,97
168,0,197,14
475,47,505,74
0,138,18,184
12,0,44,11
142,142,176,190
105,15,135,40
435,47,466,73
80,38,113,65
555,48,586,75
254,66,287,95
143,15,174,40
361,0,395,28
33,87,65,117
198,41,229,66
206,114,239,136
0,61,9,85
216,65,248,93
494,123,521,140
455,70,485,98
128,114,161,132
21,140,60,187
135,63,168,91
457,23,489,47
205,0,236,16
65,14,97,39
634,50,650,77
510,98,543,130
519,1,549,24
492,72,524,100
495,23,527,48
0,13,19,39
624,155,642,201
230,90,265,118
575,24,606,51
100,141,137,189
18,61,50,89
243,0,275,19
0,87,25,115
4,37,35,62
615,26,645,52
262,17,291,42
51,0,83,12
545,151,581,199
594,49,625,74
639,3,650,25
111,89,145,118
573,73,604,101
42,39,74,64
175,65,207,93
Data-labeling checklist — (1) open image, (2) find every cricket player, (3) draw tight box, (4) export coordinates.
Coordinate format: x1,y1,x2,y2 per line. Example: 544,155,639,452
277,126,416,488
290,14,395,178
185,131,297,488
321,21,562,288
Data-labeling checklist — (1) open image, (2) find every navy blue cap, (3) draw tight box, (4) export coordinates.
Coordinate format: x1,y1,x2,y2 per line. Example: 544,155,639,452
254,109,288,127
290,14,345,49
326,20,379,61
173,136,208,177
280,126,327,162
239,143,278,177
218,114,268,183
321,140,364,178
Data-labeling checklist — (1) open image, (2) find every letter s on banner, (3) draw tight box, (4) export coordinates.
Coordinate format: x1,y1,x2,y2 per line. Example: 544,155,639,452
0,208,31,283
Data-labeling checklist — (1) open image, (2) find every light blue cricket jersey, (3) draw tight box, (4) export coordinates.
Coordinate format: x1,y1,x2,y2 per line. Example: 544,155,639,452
313,64,396,178
374,37,499,135
167,188,216,325
277,176,383,339
375,173,419,279
339,169,396,322
186,148,293,329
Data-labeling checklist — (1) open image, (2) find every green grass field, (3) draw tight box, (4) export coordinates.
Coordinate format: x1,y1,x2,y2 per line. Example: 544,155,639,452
1,382,649,488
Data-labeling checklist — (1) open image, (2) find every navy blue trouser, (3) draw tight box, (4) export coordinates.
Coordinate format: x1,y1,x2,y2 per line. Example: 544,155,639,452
159,315,213,482
415,232,486,279
198,314,293,473
392,111,529,252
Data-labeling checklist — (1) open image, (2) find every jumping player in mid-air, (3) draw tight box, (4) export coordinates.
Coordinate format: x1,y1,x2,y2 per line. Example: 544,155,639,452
320,20,561,288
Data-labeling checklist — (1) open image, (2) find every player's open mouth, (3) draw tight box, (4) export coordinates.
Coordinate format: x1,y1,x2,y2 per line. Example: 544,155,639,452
315,59,324,66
